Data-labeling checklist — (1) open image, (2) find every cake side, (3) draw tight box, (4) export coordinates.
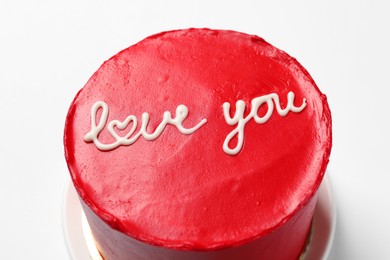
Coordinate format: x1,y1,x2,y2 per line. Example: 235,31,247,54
81,192,317,259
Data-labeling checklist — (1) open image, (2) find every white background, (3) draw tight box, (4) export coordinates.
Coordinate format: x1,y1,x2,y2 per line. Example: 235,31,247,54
1,1,389,259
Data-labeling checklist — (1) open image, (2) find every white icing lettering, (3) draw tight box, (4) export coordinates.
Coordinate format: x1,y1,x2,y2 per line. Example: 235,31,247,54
84,101,207,151
222,91,306,155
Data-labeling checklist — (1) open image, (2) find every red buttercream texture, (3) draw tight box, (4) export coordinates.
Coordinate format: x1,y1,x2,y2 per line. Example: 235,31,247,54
64,28,332,259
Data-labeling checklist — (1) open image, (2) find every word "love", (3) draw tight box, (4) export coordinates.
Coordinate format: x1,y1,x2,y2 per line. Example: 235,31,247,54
222,91,306,155
84,101,207,151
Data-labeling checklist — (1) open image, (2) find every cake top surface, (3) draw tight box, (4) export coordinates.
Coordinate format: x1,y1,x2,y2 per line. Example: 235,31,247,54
64,28,331,250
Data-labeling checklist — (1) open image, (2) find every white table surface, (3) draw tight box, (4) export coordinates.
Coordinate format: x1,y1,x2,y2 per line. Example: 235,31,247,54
1,1,389,259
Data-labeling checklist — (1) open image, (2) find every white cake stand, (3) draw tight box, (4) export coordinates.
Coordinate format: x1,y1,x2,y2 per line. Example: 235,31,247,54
63,174,336,260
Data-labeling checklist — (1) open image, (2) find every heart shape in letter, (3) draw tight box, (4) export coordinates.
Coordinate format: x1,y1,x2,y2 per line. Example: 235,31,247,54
107,115,138,142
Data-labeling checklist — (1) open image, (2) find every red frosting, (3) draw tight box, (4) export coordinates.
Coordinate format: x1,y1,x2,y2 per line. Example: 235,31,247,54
64,28,332,259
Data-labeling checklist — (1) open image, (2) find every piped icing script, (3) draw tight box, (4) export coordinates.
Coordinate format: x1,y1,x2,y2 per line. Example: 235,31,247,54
84,91,306,155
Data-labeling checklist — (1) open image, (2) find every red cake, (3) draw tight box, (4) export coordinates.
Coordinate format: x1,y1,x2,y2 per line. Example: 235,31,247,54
64,28,332,259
